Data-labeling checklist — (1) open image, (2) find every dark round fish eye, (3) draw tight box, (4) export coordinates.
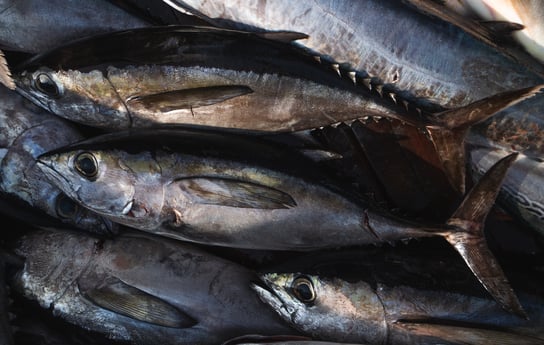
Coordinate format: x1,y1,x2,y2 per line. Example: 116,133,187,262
56,194,78,219
75,152,98,180
292,276,315,304
34,73,60,97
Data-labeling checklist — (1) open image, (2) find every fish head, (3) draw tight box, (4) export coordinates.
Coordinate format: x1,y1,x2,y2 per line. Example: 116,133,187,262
36,148,136,219
14,67,131,129
11,230,97,309
252,272,387,342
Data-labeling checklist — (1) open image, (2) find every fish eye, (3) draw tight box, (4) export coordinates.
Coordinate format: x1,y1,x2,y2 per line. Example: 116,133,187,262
74,152,98,180
34,73,60,97
291,276,315,304
55,194,78,219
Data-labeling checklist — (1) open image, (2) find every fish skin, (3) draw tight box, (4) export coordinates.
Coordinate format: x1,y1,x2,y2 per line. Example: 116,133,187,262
10,25,544,193
10,229,299,345
36,127,523,314
10,26,425,132
162,0,544,109
0,86,116,234
0,0,151,54
252,272,544,345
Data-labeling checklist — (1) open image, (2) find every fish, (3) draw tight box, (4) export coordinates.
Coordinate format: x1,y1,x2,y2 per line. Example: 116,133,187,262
162,0,544,108
442,0,544,64
36,127,524,315
252,272,544,345
0,86,117,234
6,25,543,192
10,229,299,345
0,0,151,54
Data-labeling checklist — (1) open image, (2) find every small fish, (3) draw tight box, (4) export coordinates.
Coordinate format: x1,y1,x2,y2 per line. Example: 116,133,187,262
7,25,543,192
252,272,544,344
0,0,151,54
0,86,116,234
36,127,523,315
10,229,299,345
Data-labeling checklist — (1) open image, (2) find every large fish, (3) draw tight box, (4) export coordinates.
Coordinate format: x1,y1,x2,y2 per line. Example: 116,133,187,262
36,127,524,315
252,272,544,345
0,0,151,54
10,229,298,345
162,0,544,108
0,86,116,234
7,25,543,192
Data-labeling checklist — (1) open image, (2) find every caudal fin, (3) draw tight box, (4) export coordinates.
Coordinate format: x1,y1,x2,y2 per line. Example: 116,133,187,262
442,152,526,317
425,84,543,194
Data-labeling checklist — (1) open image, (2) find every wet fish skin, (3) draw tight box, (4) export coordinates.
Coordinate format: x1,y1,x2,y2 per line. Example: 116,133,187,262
252,273,544,345
35,127,525,315
0,86,116,234
163,0,544,109
0,0,150,54
11,229,299,345
11,26,422,132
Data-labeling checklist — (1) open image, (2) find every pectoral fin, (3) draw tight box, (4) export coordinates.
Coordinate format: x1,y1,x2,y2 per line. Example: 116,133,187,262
173,177,296,209
425,84,544,193
127,85,253,113
393,321,543,345
82,279,195,328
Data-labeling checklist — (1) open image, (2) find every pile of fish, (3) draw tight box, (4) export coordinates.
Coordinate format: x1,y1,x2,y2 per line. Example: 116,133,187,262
1,1,544,344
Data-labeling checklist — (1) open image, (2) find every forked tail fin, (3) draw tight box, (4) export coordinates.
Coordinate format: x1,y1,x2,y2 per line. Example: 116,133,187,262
425,85,543,194
442,152,526,317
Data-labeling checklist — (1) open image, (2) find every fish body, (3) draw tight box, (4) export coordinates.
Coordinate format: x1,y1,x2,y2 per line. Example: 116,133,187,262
11,229,298,345
0,87,116,234
12,26,430,132
163,0,544,109
11,25,543,193
253,273,544,344
448,0,544,64
36,127,526,315
0,0,150,54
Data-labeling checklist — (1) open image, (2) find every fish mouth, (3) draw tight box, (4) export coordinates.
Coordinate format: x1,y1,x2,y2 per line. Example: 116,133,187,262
250,274,294,321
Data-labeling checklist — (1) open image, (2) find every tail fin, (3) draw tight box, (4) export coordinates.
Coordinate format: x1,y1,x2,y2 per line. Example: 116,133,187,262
443,152,526,317
425,84,543,194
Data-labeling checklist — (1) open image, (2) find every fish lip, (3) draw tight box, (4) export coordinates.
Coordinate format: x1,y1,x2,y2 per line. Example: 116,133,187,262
250,274,293,320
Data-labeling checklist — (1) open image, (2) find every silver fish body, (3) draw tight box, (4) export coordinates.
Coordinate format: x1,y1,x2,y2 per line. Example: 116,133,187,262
11,229,298,345
0,86,116,234
0,0,150,54
253,273,544,345
164,0,544,109
11,26,430,132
